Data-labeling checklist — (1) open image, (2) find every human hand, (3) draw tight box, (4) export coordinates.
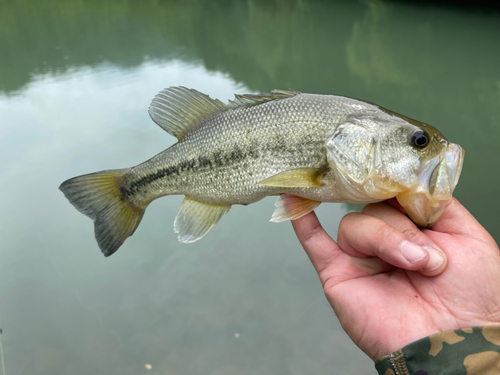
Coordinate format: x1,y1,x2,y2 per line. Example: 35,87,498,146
290,196,500,361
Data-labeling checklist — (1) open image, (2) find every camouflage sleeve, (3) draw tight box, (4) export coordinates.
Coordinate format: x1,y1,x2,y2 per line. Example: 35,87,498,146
374,326,500,375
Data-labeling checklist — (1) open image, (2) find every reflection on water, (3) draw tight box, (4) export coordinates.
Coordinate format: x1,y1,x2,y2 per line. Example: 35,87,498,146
1,0,499,374
1,59,361,374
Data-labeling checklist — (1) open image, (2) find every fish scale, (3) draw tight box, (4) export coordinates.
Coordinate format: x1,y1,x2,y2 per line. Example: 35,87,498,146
123,93,359,205
59,87,464,256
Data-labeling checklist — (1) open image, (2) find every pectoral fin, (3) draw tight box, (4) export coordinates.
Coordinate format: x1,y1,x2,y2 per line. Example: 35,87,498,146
257,168,327,188
174,197,231,243
270,194,321,223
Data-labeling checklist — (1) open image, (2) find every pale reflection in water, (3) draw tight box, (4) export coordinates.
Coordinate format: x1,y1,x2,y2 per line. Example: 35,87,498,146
0,60,358,374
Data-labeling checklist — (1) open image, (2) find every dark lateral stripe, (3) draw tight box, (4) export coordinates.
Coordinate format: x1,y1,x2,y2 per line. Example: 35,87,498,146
123,141,322,197
125,146,253,195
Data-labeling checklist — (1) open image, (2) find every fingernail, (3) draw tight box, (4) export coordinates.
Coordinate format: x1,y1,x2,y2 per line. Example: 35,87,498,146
422,246,445,271
400,240,427,263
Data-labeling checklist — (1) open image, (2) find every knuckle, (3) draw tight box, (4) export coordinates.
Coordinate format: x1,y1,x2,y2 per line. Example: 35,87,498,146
338,212,359,232
341,211,359,223
375,225,400,254
400,227,422,242
361,202,384,215
322,268,347,295
361,204,375,215
300,224,325,247
323,276,339,296
376,224,395,241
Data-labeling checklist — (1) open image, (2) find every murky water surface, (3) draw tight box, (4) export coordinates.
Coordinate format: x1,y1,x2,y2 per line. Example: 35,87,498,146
1,1,499,374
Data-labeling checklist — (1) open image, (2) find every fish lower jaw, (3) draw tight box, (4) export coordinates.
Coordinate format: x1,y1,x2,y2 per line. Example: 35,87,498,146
396,190,449,228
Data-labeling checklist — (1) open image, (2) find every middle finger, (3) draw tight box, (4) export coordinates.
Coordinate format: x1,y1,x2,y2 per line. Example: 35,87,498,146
338,203,447,276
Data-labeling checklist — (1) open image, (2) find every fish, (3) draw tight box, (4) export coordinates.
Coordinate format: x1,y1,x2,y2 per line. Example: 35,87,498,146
59,87,464,256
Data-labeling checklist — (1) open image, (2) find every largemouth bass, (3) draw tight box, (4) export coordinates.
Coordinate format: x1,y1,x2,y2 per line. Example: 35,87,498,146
60,87,464,256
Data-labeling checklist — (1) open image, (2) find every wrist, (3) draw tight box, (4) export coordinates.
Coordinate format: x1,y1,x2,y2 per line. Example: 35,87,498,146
375,326,500,375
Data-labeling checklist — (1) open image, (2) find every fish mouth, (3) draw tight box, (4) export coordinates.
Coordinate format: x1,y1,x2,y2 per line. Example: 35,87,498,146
397,142,464,228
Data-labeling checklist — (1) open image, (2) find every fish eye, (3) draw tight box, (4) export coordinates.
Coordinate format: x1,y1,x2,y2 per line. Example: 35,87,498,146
411,130,430,149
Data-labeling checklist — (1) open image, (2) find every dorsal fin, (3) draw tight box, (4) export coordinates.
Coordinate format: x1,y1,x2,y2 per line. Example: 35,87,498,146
148,87,228,140
227,89,300,109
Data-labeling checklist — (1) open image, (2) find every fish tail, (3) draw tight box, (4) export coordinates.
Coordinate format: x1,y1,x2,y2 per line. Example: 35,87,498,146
59,169,146,257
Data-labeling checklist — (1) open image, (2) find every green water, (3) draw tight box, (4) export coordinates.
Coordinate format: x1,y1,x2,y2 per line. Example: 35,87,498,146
1,1,499,374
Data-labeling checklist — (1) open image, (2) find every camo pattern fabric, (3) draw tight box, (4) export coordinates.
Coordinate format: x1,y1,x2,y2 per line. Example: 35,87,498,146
375,326,500,375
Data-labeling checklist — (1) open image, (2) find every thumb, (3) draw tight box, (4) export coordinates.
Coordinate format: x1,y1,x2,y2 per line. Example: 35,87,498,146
291,209,342,275
387,197,493,245
430,198,494,243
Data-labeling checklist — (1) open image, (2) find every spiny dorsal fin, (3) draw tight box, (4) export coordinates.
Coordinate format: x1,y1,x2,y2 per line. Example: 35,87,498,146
227,89,300,109
257,167,327,188
173,196,231,243
270,194,321,223
149,87,228,140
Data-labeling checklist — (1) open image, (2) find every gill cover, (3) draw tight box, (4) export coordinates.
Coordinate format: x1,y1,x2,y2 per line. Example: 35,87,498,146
326,118,464,228
326,121,404,203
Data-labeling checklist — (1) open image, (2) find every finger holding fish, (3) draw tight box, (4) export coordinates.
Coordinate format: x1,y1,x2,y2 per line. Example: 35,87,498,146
337,205,447,276
291,210,391,289
291,205,447,296
290,208,441,294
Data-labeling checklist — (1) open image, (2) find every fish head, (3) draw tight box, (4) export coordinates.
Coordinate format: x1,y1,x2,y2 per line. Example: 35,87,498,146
394,131,464,228
326,106,464,227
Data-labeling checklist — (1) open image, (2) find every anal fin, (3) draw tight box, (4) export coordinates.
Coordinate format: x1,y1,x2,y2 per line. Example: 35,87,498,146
174,196,231,243
258,168,327,188
271,194,321,223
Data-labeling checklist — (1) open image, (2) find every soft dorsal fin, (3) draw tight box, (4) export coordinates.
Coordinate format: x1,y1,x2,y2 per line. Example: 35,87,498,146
227,89,300,109
173,196,231,243
149,87,228,140
270,194,321,223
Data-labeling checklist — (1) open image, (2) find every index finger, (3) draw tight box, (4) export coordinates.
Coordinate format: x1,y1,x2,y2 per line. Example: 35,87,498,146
338,210,447,276
291,210,341,275
291,210,392,289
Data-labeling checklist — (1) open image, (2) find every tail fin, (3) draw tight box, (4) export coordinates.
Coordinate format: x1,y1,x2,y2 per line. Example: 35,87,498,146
59,169,145,257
